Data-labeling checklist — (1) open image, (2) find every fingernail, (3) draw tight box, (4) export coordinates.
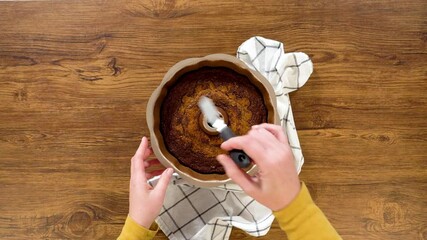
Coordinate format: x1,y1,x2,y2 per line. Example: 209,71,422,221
166,168,173,175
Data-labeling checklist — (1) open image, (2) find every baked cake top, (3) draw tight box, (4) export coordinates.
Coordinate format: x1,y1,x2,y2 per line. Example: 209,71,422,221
160,67,267,174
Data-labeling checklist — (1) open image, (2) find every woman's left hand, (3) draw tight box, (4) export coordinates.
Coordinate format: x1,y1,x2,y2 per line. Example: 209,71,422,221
128,137,173,229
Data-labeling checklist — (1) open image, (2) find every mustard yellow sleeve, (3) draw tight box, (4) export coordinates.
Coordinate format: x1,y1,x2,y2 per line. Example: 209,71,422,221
117,215,159,240
273,183,342,240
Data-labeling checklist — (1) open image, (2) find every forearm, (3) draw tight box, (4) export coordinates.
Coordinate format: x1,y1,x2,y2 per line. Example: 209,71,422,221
273,183,341,240
117,215,158,240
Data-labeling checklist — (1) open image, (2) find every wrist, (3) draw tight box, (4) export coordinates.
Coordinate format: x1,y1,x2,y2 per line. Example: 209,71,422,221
129,212,154,229
271,181,302,211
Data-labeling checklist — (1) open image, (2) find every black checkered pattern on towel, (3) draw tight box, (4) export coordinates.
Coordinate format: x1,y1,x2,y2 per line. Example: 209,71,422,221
153,175,274,240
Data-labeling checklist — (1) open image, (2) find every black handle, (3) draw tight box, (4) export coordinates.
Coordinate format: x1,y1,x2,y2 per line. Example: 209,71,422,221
219,127,251,168
229,149,251,168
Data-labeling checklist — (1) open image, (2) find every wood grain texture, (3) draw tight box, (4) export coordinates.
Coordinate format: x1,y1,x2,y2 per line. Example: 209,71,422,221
0,0,426,239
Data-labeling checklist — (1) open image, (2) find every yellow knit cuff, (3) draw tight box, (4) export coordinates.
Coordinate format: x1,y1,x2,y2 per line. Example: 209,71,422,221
272,182,342,239
117,215,159,240
273,182,314,223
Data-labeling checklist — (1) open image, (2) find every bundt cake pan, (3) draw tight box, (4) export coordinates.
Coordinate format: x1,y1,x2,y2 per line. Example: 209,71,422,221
146,54,280,188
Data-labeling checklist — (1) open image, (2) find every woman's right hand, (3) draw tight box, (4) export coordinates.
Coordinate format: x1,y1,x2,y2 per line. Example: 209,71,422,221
217,123,301,211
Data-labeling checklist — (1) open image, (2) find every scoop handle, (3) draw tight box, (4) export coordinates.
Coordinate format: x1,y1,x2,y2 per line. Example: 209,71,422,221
219,127,251,168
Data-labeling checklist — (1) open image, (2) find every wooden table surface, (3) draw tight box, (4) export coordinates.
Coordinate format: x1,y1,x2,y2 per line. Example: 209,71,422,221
1,0,426,239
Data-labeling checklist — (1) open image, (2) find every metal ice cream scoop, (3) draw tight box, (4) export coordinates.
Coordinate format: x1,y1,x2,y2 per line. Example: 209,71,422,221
198,96,251,168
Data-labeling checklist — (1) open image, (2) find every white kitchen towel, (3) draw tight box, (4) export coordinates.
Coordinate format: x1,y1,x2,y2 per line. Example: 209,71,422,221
148,36,313,240
237,36,313,173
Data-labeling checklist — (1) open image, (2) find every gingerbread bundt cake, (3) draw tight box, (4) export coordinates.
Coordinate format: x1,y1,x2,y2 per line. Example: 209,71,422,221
160,67,267,174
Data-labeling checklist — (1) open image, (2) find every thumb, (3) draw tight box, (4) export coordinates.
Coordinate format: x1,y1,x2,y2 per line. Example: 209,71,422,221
153,168,173,197
217,154,258,195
